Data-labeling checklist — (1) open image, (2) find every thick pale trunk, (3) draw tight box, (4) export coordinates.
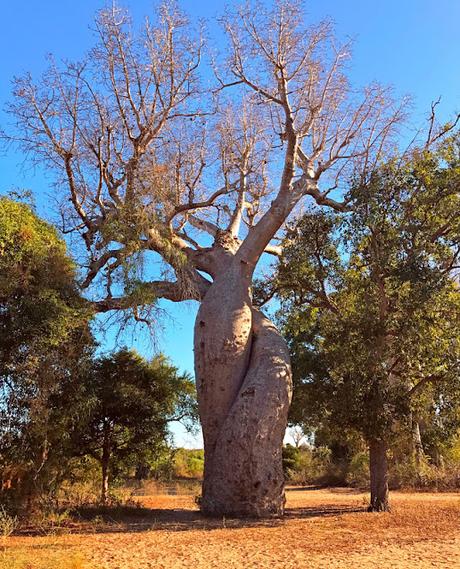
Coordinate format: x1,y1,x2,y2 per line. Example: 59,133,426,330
194,264,292,517
368,439,390,512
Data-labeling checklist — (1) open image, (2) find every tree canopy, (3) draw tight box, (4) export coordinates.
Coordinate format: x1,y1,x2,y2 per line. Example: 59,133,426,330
274,137,460,510
2,0,459,517
2,1,407,314
61,348,196,503
0,196,91,367
0,196,93,506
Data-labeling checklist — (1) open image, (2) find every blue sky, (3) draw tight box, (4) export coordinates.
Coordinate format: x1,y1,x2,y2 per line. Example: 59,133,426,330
1,1,459,446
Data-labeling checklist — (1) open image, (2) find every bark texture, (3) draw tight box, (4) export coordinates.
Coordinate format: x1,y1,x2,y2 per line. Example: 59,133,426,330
195,262,292,517
411,418,425,474
101,458,109,505
368,439,390,512
101,428,110,505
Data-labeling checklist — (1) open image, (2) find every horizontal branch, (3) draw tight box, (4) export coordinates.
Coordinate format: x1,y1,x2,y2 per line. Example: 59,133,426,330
187,214,220,237
167,184,236,224
92,276,210,312
303,184,350,212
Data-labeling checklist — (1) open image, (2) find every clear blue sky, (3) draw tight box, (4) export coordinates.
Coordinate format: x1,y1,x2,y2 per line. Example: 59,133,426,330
1,1,459,446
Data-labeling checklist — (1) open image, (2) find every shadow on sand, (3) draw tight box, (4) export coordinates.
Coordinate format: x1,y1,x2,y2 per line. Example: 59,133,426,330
18,498,367,537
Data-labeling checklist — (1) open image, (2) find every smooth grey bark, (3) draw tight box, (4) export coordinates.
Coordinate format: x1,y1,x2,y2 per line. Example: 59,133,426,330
101,458,109,505
368,439,390,512
411,417,425,477
194,259,292,517
100,426,110,505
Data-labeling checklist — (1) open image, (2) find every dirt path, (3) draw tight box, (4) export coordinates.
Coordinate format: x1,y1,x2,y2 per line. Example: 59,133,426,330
4,488,460,568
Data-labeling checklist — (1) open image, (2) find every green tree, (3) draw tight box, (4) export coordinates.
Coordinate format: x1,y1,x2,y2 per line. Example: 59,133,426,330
66,349,196,504
275,139,460,511
0,196,93,507
0,196,90,371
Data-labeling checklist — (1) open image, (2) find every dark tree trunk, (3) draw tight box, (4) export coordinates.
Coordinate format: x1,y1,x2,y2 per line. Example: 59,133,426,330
194,263,292,518
135,464,150,481
368,439,390,512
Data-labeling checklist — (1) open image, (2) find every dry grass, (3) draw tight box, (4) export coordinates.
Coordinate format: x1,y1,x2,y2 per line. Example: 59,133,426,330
3,487,460,568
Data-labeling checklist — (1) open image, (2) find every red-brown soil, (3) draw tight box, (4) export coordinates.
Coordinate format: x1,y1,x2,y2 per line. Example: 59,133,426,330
4,487,460,568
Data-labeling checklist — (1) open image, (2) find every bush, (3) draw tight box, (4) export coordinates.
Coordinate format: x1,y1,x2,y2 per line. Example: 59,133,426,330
284,438,460,491
390,457,460,490
346,451,369,487
173,449,204,479
283,445,335,485
0,505,18,539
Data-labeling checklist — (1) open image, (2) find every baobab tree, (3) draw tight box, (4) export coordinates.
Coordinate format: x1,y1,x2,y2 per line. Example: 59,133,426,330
4,1,405,517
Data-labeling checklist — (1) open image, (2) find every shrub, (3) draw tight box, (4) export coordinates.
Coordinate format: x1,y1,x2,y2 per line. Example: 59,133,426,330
346,452,369,488
173,449,204,479
283,445,334,485
0,505,18,539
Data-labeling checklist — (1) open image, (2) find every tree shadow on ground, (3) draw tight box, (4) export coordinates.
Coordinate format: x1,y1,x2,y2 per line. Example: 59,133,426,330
17,501,367,536
287,486,365,495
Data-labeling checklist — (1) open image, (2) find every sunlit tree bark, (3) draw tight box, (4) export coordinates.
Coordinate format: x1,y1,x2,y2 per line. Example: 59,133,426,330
3,1,405,517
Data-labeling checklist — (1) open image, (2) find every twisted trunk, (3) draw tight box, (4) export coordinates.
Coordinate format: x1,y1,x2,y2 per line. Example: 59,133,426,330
194,260,292,517
368,438,390,512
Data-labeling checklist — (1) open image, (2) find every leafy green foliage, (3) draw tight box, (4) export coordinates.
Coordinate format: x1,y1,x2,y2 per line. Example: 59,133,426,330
173,448,204,479
0,197,94,510
276,138,460,455
0,197,91,365
63,349,197,500
0,197,198,509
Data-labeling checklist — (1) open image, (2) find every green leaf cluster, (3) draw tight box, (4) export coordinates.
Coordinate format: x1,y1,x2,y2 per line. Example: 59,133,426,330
276,140,460,448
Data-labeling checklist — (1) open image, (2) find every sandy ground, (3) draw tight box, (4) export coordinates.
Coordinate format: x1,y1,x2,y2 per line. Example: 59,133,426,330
5,487,460,568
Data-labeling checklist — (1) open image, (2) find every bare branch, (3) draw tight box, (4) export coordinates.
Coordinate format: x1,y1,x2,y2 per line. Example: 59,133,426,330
264,244,283,256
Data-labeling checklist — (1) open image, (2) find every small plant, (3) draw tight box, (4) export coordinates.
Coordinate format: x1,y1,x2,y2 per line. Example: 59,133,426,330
91,514,104,528
50,509,71,527
361,496,370,508
109,488,140,507
32,508,71,537
0,505,18,540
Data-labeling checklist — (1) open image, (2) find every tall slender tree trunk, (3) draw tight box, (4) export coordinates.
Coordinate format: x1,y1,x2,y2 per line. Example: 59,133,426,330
101,461,109,505
368,439,390,512
101,434,110,505
194,262,292,518
411,417,425,481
